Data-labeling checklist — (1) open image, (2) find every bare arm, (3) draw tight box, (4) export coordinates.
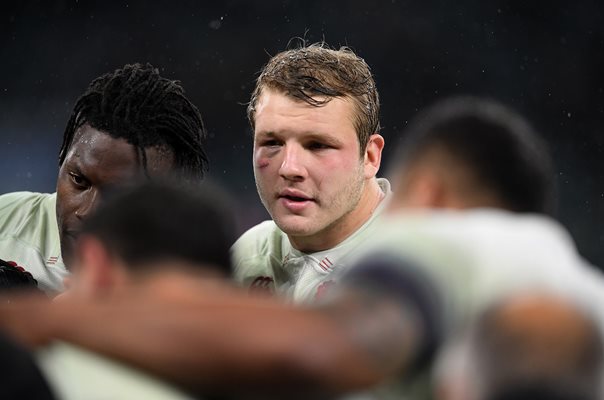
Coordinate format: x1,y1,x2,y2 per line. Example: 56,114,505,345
0,269,431,398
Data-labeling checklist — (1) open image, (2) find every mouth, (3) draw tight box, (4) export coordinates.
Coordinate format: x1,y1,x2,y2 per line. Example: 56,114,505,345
277,190,315,212
277,189,314,202
280,195,311,202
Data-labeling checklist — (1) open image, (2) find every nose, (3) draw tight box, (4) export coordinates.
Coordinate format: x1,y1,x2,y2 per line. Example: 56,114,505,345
278,144,307,181
75,189,100,220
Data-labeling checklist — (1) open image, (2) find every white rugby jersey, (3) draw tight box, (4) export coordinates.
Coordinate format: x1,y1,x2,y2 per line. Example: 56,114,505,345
339,209,604,400
232,178,391,303
0,192,68,294
364,209,602,324
36,342,196,400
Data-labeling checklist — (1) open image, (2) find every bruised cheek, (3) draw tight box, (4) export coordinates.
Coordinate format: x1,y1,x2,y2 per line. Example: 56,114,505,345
254,150,270,169
256,158,270,169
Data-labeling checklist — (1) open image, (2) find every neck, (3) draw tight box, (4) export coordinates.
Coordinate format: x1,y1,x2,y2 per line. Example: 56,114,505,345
288,178,384,253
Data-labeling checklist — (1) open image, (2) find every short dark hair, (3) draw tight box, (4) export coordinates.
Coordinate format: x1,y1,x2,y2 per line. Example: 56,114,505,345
392,96,555,214
59,63,208,180
248,42,380,154
80,180,236,276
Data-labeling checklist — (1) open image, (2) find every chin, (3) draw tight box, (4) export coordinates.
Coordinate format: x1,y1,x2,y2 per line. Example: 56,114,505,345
273,216,316,237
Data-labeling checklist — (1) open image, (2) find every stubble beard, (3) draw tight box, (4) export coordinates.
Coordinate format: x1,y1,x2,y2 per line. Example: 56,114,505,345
253,156,368,238
315,163,366,239
267,163,367,241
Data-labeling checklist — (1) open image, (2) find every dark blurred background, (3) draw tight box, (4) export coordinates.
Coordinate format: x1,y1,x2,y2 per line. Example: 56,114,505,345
1,0,602,266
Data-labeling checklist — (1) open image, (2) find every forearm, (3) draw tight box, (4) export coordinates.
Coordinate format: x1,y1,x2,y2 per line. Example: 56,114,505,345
2,286,385,398
70,302,380,397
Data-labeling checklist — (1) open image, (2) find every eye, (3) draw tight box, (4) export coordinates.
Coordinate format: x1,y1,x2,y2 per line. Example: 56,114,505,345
307,142,331,151
68,173,90,189
259,139,281,147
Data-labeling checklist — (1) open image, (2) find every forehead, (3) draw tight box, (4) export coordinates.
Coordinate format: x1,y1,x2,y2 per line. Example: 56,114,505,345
64,124,174,180
254,89,357,137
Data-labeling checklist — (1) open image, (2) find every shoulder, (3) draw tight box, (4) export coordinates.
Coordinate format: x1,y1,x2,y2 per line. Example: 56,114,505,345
0,191,55,210
0,192,64,294
231,220,284,257
231,220,287,281
0,192,56,230
422,209,581,268
36,342,193,399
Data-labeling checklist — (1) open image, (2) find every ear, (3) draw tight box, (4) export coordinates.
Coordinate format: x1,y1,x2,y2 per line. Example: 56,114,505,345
74,235,120,297
363,134,385,179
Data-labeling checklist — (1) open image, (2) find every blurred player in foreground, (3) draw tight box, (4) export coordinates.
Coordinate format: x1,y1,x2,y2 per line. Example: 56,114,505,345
0,179,235,399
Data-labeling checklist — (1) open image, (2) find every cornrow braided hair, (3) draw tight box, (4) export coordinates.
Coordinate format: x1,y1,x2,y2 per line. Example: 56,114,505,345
59,63,208,180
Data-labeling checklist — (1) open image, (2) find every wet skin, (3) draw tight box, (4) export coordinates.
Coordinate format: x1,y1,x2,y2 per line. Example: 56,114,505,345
253,89,384,252
56,124,174,267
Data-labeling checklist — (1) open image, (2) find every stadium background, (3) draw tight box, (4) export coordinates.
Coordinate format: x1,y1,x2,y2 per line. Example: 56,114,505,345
0,1,602,267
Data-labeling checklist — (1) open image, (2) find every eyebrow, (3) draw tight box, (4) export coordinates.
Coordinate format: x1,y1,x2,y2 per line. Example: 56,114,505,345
64,159,83,175
255,131,277,138
255,131,345,146
303,133,344,146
